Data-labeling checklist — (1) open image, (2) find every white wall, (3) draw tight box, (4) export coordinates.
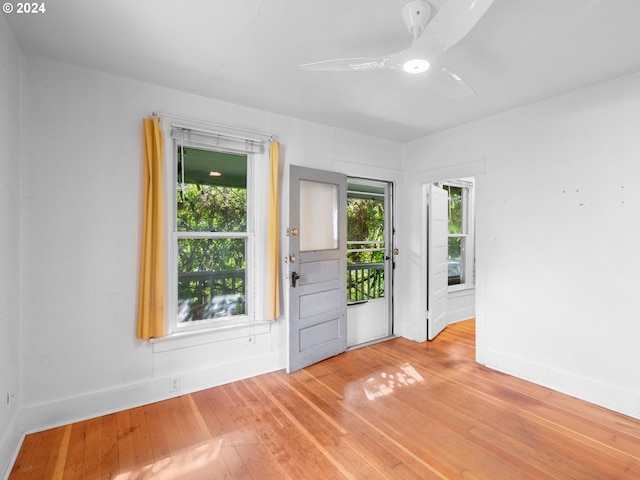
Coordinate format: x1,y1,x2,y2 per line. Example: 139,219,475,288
15,56,403,440
447,289,475,325
402,73,640,419
0,15,22,480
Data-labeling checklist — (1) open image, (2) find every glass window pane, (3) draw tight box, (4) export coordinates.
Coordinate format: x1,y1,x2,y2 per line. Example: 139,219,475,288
346,249,385,264
446,185,463,234
346,188,386,302
177,147,247,233
347,196,385,243
177,238,246,322
448,236,465,286
299,180,338,251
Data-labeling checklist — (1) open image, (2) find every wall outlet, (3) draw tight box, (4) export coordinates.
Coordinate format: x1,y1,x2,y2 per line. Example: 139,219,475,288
169,377,180,392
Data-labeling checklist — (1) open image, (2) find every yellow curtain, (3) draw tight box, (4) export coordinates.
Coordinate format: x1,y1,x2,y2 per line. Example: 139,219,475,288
137,118,165,339
265,141,280,320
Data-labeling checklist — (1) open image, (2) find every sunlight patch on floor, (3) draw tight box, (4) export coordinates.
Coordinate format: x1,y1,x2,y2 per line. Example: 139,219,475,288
363,363,424,400
115,437,223,479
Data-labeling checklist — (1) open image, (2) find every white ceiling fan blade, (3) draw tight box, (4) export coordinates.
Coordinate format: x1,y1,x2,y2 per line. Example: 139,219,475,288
426,65,476,99
419,0,495,52
299,57,389,72
300,50,475,98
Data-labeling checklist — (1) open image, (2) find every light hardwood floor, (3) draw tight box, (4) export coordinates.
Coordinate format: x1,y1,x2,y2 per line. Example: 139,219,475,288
9,320,640,479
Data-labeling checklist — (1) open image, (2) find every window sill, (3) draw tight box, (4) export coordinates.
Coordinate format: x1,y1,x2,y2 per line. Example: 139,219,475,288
448,285,475,297
150,319,272,353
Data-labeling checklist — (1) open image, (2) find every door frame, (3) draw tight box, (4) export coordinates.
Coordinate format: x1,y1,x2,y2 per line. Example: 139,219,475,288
415,160,485,349
345,176,396,348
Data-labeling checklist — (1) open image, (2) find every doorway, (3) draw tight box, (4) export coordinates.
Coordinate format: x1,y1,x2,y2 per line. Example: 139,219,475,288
286,167,396,372
425,177,476,341
346,178,395,347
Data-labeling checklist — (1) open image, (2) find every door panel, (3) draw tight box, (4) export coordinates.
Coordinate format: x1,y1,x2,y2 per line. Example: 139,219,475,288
300,259,340,284
288,165,347,372
347,301,390,346
427,184,449,340
299,289,340,318
300,319,341,350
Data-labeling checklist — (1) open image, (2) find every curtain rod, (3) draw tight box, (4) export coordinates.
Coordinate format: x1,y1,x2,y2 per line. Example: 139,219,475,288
151,111,275,142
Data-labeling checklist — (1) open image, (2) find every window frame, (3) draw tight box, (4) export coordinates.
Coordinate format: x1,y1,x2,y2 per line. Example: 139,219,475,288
440,178,475,292
164,126,258,336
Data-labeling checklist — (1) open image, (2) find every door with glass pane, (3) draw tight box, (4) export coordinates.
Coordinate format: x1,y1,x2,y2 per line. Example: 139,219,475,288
288,166,347,372
346,179,394,346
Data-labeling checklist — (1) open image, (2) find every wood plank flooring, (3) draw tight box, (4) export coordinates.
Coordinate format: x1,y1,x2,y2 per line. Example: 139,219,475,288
9,320,640,479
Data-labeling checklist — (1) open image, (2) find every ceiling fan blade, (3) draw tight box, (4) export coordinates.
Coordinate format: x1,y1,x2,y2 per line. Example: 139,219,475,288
426,65,476,99
299,57,388,72
420,0,495,52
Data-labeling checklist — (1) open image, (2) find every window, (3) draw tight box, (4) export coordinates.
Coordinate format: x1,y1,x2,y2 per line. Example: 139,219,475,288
441,179,474,289
170,127,261,332
346,181,387,303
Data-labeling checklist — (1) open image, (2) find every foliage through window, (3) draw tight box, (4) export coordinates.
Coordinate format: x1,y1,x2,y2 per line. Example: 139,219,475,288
175,145,250,324
441,179,474,288
346,183,386,303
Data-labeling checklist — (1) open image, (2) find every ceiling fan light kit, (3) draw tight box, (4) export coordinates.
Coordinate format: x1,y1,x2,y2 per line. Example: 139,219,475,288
299,0,495,98
403,58,431,74
401,0,432,74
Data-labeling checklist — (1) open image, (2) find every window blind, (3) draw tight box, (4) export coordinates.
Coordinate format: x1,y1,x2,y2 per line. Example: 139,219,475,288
171,125,264,155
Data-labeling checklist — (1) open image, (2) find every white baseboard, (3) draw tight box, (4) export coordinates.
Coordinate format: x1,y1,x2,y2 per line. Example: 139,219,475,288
21,350,285,434
483,348,640,420
1,414,24,480
1,349,285,478
446,308,475,325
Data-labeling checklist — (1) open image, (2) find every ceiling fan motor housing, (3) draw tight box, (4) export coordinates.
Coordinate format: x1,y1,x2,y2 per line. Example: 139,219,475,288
402,0,432,37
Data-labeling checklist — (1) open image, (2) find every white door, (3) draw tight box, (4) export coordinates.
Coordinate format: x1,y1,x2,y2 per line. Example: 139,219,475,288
427,184,449,340
288,166,347,372
346,179,394,347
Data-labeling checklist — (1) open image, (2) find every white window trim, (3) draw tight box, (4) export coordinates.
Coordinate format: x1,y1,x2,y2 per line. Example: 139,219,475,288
150,319,272,352
439,178,475,292
161,122,265,337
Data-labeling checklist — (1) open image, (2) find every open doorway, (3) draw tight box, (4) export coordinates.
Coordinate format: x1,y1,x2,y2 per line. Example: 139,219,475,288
286,168,397,371
346,178,395,348
426,177,476,340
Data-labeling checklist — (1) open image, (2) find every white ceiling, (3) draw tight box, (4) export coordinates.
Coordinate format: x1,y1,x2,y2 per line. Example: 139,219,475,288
6,0,640,142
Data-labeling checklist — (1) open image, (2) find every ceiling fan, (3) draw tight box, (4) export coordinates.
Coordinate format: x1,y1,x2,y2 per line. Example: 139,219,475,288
299,0,494,99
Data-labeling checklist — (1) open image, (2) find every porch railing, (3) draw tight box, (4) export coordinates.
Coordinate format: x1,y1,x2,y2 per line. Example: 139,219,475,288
178,263,385,318
347,263,385,303
178,270,245,321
